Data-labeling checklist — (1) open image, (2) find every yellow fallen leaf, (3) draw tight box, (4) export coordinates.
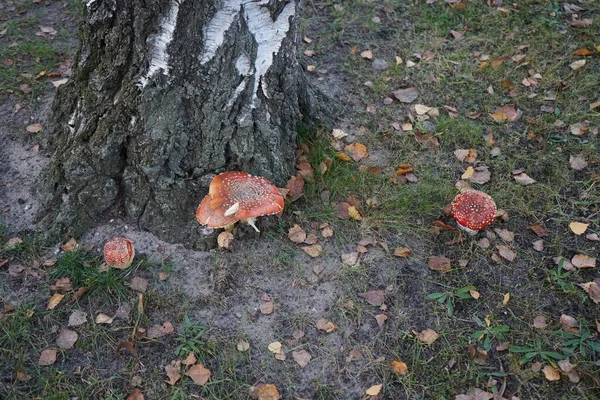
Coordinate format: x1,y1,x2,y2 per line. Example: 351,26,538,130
469,290,480,299
336,152,352,162
47,293,65,310
360,49,373,59
569,59,586,70
569,222,588,235
490,112,507,123
268,341,283,354
348,206,363,221
391,360,408,375
461,166,474,179
502,293,510,305
365,384,382,396
301,244,323,258
249,384,281,400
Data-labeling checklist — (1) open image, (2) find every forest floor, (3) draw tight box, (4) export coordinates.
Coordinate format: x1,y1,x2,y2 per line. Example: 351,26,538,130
1,0,600,399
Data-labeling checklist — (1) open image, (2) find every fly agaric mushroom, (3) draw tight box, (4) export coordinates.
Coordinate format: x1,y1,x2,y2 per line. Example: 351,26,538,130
103,237,135,269
451,190,497,235
196,171,284,232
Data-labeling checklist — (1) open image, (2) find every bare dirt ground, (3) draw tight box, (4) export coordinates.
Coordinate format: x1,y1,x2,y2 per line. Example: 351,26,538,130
1,1,600,400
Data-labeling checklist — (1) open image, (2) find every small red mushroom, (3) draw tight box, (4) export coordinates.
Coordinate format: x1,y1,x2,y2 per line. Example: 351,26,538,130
451,190,497,235
196,171,284,232
104,237,135,269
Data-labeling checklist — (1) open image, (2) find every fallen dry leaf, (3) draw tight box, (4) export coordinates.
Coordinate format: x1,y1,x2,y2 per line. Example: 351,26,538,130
130,276,148,293
341,252,359,266
95,313,114,324
165,361,181,385
359,290,386,306
579,280,600,304
360,49,373,59
38,349,57,366
391,360,408,375
543,365,561,381
68,310,87,327
529,224,548,237
569,59,586,70
455,388,494,400
260,299,274,315
26,123,43,133
61,238,78,252
332,128,348,139
217,231,234,248
316,318,336,332
288,224,307,243
532,240,544,252
181,351,197,365
393,87,418,103
237,339,250,352
569,222,589,235
502,293,510,305
249,384,280,400
416,329,439,344
533,316,548,329
560,314,579,333
345,143,368,162
185,364,211,385
569,154,588,170
394,247,411,257
375,314,388,327
47,293,65,310
126,388,144,400
56,327,78,349
301,244,322,258
513,172,536,185
285,176,304,201
571,254,596,269
428,256,451,272
292,349,311,368
365,384,383,396
347,206,363,221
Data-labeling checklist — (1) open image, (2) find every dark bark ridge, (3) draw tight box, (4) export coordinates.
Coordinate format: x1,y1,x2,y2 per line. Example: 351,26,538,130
38,0,327,247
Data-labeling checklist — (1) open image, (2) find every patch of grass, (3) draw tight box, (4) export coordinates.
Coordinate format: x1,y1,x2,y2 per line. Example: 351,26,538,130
50,249,130,298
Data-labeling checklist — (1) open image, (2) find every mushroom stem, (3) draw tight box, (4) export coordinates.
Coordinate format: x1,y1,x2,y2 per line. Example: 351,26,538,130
244,217,260,232
456,221,478,236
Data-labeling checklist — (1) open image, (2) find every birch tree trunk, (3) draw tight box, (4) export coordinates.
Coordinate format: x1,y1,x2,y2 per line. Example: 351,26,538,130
38,0,322,247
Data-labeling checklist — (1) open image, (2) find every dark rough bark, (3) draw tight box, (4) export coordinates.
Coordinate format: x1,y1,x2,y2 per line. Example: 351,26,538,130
38,0,328,247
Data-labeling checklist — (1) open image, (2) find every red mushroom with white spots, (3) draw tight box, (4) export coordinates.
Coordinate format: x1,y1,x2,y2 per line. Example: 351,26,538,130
451,190,497,235
196,171,284,232
104,237,135,269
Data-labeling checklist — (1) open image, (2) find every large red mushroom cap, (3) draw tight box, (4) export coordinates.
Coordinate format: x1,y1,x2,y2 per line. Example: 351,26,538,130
104,237,135,269
195,171,284,232
451,190,497,235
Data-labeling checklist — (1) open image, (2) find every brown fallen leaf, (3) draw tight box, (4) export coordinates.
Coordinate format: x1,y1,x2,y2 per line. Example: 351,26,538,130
288,224,307,243
560,314,579,333
533,316,548,329
316,318,336,332
529,224,548,237
415,329,439,344
391,360,408,375
47,293,65,310
217,231,234,248
165,361,181,385
579,280,600,304
569,154,588,170
38,349,57,366
130,276,149,293
455,388,494,400
571,254,596,269
341,252,359,266
301,244,322,258
345,143,368,162
285,176,304,201
496,245,516,262
61,238,78,252
185,364,211,385
365,384,383,396
394,247,411,257
427,256,451,272
181,351,197,365
543,365,561,381
392,87,418,103
68,310,87,327
260,299,274,315
56,327,78,349
249,384,281,400
126,388,145,400
359,290,386,306
292,349,311,368
374,314,388,327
